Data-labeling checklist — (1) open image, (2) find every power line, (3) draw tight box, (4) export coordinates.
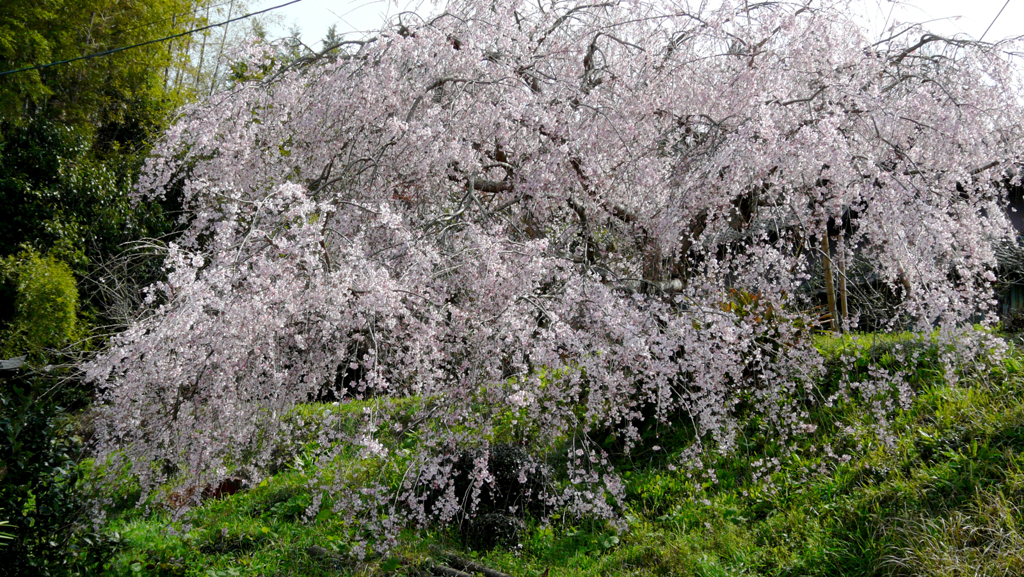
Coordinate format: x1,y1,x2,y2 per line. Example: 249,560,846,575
980,0,1012,42
0,0,304,78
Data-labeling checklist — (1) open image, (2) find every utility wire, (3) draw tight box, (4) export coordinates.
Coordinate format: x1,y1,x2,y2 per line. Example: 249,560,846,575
980,0,1011,42
0,0,304,78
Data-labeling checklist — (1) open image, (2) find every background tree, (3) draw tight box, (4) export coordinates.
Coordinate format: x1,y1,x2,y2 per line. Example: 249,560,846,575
0,1,225,573
170,0,281,96
0,0,205,270
86,0,1024,555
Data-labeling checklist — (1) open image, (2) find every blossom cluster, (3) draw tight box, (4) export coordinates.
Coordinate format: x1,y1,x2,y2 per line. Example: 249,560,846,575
85,0,1023,551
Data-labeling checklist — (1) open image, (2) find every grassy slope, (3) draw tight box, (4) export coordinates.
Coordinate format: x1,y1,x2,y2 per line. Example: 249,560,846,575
94,333,1024,577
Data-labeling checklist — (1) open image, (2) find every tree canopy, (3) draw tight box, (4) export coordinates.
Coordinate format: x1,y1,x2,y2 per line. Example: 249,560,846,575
86,0,1024,554
0,0,201,127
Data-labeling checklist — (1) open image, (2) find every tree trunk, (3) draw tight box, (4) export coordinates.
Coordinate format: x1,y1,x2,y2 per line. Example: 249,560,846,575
194,3,211,90
838,235,848,331
822,232,838,332
209,0,235,95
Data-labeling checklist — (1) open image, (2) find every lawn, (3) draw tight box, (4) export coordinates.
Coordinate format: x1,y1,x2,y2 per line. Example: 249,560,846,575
91,332,1024,576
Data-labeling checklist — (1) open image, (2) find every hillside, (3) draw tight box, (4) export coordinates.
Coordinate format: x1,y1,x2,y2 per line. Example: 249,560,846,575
91,332,1024,576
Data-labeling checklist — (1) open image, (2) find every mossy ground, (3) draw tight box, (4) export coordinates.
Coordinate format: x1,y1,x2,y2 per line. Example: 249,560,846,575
91,333,1024,576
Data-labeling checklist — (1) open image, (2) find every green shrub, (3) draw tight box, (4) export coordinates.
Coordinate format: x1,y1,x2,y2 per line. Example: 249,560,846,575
0,396,82,576
1,250,81,357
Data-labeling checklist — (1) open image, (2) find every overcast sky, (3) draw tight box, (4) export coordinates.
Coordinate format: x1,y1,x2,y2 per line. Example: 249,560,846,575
253,0,1024,50
257,0,427,45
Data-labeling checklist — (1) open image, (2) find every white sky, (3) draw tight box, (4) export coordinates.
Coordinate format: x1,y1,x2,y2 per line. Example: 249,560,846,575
253,0,1024,49
257,0,429,46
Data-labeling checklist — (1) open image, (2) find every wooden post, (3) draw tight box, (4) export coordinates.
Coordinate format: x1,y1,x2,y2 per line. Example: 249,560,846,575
838,235,848,332
822,232,839,333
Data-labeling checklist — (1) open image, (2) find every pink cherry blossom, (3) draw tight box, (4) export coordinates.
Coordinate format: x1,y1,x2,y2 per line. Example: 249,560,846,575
85,0,1023,553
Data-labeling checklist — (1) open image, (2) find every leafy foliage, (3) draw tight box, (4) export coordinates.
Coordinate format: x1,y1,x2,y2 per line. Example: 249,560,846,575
0,0,196,128
0,120,178,272
0,519,10,543
0,2,213,573
0,0,203,292
0,389,83,577
0,250,81,357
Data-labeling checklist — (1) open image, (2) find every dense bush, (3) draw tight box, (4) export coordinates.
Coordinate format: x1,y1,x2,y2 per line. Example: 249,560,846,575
0,386,83,576
0,250,81,357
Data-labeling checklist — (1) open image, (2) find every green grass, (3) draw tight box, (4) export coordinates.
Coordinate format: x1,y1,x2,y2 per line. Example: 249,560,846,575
86,333,1024,576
